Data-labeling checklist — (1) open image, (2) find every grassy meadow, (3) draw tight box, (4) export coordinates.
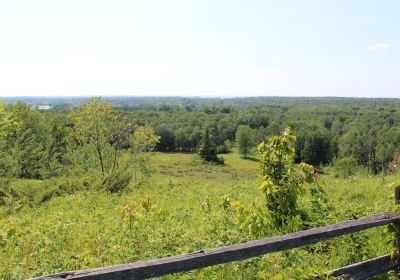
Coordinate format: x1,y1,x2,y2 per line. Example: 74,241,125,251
1,149,399,279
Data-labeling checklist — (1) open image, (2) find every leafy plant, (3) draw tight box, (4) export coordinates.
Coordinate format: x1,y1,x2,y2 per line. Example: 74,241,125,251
235,202,272,238
119,203,143,233
258,125,316,228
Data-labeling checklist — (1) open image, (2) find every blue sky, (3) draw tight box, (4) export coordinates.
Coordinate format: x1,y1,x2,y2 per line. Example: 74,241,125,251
0,0,399,97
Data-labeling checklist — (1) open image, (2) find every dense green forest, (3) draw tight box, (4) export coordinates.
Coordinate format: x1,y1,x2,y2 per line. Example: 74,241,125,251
1,96,399,178
1,96,400,279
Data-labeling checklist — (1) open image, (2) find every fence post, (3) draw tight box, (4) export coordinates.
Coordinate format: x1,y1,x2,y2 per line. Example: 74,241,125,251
394,186,400,278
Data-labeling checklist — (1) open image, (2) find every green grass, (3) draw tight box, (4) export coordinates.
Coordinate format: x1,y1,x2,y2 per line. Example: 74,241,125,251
1,150,400,279
149,150,258,184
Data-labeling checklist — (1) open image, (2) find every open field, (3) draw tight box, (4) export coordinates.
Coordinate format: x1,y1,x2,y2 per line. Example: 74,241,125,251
1,149,399,279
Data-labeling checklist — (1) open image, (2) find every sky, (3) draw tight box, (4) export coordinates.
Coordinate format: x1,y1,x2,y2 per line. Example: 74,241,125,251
0,0,399,98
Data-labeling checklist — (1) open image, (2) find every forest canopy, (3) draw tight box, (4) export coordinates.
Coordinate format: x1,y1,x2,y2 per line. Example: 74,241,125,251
1,96,400,178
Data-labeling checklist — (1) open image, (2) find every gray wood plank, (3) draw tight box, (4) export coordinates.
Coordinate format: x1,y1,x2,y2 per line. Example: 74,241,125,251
319,254,397,280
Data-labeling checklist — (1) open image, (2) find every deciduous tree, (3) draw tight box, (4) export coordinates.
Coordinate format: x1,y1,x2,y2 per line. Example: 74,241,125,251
70,97,119,175
235,125,254,157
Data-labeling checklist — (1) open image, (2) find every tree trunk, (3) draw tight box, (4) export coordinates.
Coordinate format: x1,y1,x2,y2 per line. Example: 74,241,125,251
95,121,105,176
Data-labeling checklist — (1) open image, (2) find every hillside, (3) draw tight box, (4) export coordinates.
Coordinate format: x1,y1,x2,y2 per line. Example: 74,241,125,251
1,149,399,279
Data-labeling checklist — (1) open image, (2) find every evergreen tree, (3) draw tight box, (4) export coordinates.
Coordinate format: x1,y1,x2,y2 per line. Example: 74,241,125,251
198,128,221,163
301,130,331,165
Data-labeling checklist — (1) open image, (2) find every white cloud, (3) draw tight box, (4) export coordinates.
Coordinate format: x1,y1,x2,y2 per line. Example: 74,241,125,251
366,42,391,52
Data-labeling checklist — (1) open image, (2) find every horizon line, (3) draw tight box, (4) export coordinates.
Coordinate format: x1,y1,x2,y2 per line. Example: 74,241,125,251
1,95,400,100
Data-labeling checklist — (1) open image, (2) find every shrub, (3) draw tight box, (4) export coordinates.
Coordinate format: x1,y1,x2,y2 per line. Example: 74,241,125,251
0,179,15,207
37,177,92,203
258,126,316,228
333,157,359,178
96,169,132,193
217,139,232,154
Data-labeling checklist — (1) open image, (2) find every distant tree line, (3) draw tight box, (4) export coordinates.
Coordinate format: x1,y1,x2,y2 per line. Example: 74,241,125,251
1,97,400,177
127,103,400,173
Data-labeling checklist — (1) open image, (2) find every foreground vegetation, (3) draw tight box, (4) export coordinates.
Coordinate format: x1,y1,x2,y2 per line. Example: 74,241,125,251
1,149,398,279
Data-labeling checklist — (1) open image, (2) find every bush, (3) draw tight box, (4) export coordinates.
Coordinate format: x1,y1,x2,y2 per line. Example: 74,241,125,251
217,139,232,154
37,177,92,203
0,179,14,207
96,169,132,193
333,157,359,178
0,177,94,215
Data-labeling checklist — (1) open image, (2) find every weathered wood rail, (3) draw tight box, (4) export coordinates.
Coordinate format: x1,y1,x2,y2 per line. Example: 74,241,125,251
321,255,397,279
33,187,400,280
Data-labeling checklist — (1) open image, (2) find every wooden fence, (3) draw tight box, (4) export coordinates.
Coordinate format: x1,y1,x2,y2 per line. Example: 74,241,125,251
32,187,400,280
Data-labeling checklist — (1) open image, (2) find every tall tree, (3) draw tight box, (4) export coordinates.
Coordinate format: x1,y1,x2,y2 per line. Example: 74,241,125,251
198,127,220,163
235,125,254,157
155,124,175,152
69,97,119,175
10,102,50,179
301,130,331,165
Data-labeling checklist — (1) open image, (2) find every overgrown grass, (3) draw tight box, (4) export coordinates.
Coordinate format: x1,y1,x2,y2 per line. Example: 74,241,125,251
1,150,399,279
